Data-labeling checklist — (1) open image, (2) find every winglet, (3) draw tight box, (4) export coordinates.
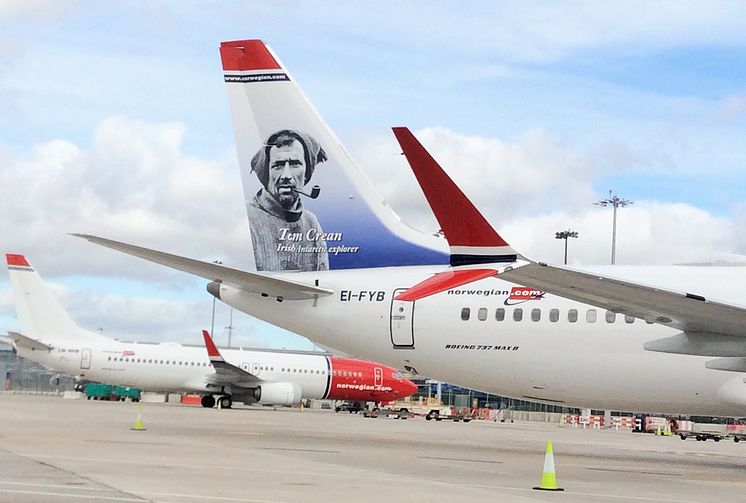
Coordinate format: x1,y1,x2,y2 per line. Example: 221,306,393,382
392,127,517,266
202,330,224,363
6,254,31,268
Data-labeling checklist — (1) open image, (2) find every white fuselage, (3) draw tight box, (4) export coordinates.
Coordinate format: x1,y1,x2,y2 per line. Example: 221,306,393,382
17,339,329,398
218,264,746,416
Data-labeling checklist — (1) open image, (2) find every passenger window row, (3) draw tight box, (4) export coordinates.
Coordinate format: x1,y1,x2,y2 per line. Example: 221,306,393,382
461,307,638,324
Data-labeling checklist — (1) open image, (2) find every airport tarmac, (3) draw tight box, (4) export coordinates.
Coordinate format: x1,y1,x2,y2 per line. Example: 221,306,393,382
1,394,746,503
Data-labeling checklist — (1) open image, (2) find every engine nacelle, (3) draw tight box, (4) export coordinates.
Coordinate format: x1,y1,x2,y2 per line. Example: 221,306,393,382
252,382,302,406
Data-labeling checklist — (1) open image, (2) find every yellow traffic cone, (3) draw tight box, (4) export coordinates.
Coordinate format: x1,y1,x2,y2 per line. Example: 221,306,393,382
655,425,661,436
533,441,564,491
131,404,146,431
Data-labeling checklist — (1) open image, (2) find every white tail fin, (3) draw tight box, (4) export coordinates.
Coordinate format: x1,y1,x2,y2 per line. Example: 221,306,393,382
220,39,448,272
6,254,106,345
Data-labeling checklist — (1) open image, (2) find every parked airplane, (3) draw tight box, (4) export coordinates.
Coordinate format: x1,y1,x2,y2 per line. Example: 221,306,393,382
75,39,746,416
5,254,417,408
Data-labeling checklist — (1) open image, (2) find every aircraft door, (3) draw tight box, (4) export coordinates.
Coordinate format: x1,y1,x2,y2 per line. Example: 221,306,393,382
80,349,91,370
251,362,261,376
374,367,383,387
241,363,251,372
390,289,415,348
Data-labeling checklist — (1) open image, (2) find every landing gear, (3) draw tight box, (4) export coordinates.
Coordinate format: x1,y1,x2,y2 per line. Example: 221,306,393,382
218,395,233,409
201,395,215,408
201,394,232,409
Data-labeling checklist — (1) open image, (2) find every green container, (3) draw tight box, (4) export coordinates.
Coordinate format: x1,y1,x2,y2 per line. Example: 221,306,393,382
85,383,113,400
113,386,141,401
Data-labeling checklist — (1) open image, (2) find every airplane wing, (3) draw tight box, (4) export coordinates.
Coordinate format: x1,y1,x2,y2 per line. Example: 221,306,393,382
500,262,746,337
392,127,746,355
72,234,333,301
202,330,261,387
7,331,53,352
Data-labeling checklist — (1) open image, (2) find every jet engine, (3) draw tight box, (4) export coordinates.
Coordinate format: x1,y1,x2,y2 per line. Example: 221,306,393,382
251,382,302,406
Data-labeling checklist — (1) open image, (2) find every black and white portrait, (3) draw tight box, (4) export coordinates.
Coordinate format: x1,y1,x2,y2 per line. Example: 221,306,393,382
247,129,329,271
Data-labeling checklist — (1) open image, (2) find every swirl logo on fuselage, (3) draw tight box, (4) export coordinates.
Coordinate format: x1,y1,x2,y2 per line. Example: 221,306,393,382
504,286,545,306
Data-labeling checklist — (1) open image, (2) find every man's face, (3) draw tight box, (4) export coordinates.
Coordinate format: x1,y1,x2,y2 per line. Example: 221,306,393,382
267,141,306,209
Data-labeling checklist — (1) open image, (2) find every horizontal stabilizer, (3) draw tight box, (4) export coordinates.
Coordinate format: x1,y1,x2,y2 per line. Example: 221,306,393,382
72,234,333,301
393,127,517,266
394,269,498,302
7,331,53,352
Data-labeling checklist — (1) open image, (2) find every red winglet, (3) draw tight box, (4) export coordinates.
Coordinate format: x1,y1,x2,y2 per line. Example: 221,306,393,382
220,39,281,71
392,127,509,248
6,254,30,267
394,269,497,302
202,330,221,358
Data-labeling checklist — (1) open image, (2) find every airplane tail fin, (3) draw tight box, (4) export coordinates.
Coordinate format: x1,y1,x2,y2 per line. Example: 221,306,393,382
6,254,106,345
219,39,448,272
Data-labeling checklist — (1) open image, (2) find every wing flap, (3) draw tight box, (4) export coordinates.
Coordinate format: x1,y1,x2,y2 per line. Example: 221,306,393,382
72,234,333,301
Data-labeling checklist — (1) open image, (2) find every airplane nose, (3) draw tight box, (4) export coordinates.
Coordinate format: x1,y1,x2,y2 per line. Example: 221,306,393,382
402,379,418,397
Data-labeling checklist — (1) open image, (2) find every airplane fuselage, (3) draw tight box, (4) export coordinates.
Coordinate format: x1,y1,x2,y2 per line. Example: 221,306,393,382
215,264,746,416
15,339,410,403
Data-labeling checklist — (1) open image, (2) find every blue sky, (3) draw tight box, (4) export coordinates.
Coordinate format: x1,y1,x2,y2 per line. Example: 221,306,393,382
2,1,746,348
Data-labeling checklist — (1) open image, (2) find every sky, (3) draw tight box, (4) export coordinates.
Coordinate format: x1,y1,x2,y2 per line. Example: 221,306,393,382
3,1,746,349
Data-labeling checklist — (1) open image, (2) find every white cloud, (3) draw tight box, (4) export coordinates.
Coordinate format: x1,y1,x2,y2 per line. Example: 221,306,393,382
354,127,742,265
0,0,79,22
2,116,251,281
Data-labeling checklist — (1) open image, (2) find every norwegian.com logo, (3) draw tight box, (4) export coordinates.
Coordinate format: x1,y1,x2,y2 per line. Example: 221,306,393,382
504,286,545,306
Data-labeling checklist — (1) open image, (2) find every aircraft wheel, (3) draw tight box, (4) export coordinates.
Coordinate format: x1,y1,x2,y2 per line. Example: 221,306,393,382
714,437,721,442
219,395,232,409
201,395,215,408
735,437,740,443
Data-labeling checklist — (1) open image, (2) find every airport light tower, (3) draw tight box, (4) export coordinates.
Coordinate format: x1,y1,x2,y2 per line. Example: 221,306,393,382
594,190,633,265
554,230,578,265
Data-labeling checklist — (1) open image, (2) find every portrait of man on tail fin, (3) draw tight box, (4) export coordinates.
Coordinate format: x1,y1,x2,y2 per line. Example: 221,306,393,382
247,129,329,271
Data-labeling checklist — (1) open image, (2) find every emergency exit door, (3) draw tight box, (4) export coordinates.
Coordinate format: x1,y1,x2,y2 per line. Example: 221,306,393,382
390,289,414,348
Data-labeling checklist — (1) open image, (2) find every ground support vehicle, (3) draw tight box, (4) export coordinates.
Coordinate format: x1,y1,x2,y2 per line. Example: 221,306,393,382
678,423,727,442
424,407,475,423
363,407,413,419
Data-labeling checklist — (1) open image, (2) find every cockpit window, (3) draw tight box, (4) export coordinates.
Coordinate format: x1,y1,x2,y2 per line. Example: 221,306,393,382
392,372,403,379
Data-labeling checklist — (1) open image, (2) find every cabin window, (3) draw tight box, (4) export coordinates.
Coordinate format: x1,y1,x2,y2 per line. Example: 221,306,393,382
531,308,541,322
513,308,523,322
495,308,505,321
568,309,578,323
461,308,471,321
549,309,559,322
605,311,617,323
625,315,635,324
478,308,488,321
586,309,597,323
108,357,111,361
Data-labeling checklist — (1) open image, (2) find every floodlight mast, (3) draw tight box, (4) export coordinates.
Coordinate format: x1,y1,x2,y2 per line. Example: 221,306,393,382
594,190,633,265
554,230,579,265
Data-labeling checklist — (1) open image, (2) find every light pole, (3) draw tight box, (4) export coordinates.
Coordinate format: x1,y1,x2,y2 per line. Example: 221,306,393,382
594,190,633,265
225,307,234,347
210,260,223,337
554,230,578,265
